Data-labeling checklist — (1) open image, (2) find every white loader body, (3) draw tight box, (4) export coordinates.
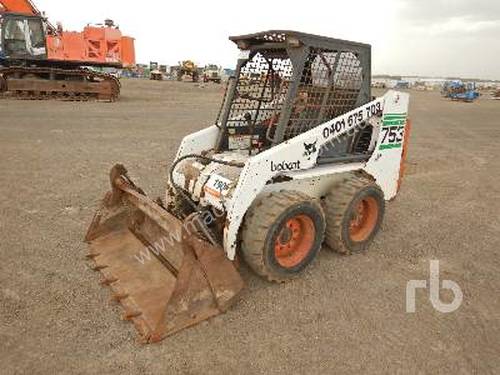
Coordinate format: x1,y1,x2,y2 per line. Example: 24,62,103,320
172,90,410,260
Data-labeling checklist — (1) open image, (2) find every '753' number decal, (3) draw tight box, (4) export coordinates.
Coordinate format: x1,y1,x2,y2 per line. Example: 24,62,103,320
380,125,405,150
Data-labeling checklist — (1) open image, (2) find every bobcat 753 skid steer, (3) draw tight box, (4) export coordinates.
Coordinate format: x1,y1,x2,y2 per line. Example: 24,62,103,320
85,31,411,343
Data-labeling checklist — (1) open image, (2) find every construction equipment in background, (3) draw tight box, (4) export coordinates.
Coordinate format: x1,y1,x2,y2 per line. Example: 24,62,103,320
177,60,198,82
441,80,479,103
149,62,163,81
413,81,431,91
372,81,387,89
150,71,163,81
491,88,500,100
86,30,411,343
0,0,135,101
394,80,410,90
203,64,222,83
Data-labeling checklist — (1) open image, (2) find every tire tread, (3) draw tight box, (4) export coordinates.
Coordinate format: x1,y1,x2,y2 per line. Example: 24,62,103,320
324,173,384,254
241,191,324,282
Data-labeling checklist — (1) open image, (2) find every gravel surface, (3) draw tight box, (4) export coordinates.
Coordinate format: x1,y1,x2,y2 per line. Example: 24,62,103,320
1,80,499,374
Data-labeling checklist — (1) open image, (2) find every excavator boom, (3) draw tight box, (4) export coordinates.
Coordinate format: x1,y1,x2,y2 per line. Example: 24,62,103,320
0,0,40,15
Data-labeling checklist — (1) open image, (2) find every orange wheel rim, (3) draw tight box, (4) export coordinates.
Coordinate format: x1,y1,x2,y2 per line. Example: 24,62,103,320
349,197,379,242
274,215,315,268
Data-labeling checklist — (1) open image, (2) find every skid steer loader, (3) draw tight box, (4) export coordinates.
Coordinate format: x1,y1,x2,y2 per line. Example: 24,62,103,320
86,30,411,343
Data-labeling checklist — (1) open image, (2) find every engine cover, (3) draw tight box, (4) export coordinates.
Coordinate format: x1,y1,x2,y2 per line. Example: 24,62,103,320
171,152,248,212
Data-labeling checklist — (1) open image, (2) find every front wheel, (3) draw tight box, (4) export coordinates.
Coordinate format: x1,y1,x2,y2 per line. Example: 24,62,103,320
241,191,325,282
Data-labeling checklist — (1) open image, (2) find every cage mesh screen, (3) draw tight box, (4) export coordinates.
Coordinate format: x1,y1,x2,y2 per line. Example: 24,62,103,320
284,49,363,140
252,32,287,43
225,51,293,131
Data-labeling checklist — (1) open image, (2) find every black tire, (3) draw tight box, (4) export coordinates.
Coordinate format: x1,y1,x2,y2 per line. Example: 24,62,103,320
324,173,385,255
241,191,325,282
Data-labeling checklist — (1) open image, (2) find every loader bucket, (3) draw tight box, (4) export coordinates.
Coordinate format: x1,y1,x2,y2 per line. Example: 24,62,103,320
84,165,244,343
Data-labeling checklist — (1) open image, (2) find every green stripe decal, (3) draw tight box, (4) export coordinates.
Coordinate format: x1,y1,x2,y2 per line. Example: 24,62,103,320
380,143,402,150
384,113,407,119
383,119,406,126
383,113,407,127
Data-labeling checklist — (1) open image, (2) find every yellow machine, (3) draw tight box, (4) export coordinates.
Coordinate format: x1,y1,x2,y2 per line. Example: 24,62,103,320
177,60,199,82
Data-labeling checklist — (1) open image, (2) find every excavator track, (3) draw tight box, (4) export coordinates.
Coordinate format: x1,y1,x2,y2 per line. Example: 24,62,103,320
0,66,121,102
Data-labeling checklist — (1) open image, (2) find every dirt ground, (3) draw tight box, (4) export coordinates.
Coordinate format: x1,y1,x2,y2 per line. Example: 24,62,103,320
1,80,499,374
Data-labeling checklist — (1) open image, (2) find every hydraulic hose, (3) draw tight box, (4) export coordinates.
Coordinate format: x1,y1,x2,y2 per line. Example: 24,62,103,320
168,153,245,208
168,154,245,245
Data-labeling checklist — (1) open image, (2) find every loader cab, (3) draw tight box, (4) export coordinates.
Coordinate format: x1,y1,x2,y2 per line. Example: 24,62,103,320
0,13,47,61
215,30,374,163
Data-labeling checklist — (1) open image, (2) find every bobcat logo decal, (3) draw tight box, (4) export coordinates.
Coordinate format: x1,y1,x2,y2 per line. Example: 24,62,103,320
303,140,318,159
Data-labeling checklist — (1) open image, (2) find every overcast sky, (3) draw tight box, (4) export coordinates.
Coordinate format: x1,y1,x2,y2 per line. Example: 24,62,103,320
35,0,500,80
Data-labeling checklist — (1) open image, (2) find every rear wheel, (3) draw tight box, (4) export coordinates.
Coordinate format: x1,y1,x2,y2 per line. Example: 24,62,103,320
241,191,325,282
324,174,385,254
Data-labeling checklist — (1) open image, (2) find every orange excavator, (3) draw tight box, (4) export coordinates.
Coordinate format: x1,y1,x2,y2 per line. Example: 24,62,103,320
0,0,135,101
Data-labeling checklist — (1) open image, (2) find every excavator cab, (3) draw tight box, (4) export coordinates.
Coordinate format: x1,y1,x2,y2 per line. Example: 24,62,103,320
0,13,47,61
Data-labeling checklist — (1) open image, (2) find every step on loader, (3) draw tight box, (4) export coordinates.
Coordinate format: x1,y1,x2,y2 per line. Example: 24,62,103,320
85,30,411,343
